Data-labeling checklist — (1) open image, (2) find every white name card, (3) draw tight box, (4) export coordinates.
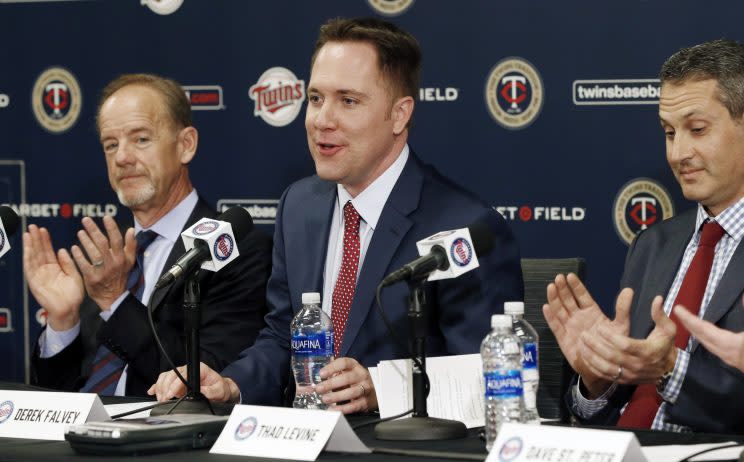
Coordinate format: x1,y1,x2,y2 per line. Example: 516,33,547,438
487,423,647,462
210,405,370,461
0,391,109,441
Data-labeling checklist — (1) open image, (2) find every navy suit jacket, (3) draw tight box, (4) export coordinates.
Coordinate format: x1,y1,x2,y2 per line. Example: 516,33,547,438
31,197,273,397
222,153,524,405
567,208,744,433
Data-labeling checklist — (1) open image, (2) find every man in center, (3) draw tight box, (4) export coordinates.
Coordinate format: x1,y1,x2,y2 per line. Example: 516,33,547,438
150,17,523,412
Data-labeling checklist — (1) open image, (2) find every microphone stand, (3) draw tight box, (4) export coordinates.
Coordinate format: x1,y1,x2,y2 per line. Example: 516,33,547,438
151,274,214,415
374,275,467,440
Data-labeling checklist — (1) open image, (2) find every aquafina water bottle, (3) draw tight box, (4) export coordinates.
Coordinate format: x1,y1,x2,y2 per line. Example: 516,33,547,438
482,314,524,451
505,301,540,424
291,292,334,409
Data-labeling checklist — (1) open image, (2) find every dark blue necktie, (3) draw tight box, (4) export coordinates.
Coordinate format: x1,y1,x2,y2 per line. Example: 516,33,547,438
80,230,158,395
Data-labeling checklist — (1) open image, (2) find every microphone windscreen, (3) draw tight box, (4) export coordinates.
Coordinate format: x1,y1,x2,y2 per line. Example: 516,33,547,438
468,221,495,257
0,206,20,237
217,206,254,241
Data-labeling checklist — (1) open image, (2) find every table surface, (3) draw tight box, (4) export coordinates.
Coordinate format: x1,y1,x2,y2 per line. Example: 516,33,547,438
1,382,742,462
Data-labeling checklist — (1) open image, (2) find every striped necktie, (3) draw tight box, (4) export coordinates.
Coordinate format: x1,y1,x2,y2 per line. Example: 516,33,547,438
80,230,158,395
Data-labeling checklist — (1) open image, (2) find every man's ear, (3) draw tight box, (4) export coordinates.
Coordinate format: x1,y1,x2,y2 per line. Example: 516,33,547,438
178,126,198,164
391,96,414,135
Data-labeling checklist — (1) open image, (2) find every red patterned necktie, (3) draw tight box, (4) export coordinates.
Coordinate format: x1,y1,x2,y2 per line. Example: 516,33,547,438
617,220,725,428
331,201,361,357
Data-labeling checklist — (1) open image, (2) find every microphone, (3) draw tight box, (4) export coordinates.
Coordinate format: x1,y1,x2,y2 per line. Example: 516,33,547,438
380,221,495,287
154,207,254,289
0,206,20,259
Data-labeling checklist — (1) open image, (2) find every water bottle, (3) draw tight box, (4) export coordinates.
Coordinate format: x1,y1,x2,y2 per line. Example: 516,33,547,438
290,292,334,409
505,301,540,424
482,314,524,451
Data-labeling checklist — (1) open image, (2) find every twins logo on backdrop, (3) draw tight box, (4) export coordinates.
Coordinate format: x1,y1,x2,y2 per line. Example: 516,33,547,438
141,0,184,15
613,178,674,245
485,58,544,130
32,67,82,134
249,67,305,127
367,0,415,16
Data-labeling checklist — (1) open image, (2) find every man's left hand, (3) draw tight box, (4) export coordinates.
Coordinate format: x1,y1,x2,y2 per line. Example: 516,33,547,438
580,295,678,384
70,216,137,310
316,357,377,414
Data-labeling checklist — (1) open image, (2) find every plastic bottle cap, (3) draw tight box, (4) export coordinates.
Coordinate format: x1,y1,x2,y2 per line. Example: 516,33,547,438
504,301,525,315
491,314,512,329
301,292,321,305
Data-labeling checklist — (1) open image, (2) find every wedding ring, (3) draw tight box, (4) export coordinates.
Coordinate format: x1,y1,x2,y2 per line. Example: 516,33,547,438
612,365,623,382
359,384,367,397
92,260,104,268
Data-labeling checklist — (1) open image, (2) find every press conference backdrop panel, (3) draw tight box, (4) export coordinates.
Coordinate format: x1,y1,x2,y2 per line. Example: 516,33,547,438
0,0,730,381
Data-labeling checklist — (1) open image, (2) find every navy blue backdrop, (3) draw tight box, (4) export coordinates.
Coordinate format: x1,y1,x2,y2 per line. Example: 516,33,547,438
0,0,736,382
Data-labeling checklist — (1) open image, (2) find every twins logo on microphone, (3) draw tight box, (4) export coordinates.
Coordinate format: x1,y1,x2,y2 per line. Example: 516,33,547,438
450,238,473,267
192,220,220,235
213,234,234,261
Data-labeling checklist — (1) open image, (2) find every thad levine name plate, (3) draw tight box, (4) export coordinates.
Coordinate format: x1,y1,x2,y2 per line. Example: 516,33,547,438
210,405,370,461
0,391,108,441
488,423,647,462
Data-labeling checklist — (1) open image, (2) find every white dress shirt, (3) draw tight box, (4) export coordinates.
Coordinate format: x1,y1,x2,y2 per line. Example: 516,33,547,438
321,145,409,317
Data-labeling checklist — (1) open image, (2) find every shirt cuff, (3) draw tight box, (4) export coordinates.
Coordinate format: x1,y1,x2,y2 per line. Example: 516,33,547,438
658,348,688,404
571,376,618,418
39,322,81,358
99,292,129,322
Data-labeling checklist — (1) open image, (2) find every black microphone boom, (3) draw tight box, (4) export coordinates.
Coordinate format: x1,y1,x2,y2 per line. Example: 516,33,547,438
154,207,254,290
0,206,20,237
380,246,448,287
380,221,495,287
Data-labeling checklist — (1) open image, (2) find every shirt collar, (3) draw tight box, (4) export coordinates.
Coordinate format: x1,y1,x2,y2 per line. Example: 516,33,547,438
336,144,409,230
134,189,199,242
694,196,744,241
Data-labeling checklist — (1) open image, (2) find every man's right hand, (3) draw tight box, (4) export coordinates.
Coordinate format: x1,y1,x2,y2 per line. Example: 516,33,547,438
148,362,240,404
542,273,632,397
23,225,84,331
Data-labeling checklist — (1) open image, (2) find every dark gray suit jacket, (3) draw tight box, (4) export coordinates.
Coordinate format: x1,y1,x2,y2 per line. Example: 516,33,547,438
568,208,744,433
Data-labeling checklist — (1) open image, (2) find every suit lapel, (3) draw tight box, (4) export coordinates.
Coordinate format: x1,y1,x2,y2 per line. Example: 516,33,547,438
306,181,337,296
338,155,422,356
149,198,213,311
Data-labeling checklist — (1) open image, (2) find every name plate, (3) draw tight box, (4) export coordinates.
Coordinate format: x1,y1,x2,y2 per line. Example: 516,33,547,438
0,391,108,441
210,405,370,461
487,423,647,462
